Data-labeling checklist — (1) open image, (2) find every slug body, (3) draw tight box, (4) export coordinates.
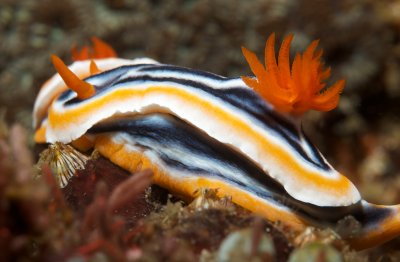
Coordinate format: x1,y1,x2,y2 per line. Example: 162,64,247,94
33,36,400,249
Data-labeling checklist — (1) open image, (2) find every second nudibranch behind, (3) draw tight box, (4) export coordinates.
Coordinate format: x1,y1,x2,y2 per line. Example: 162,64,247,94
33,35,400,250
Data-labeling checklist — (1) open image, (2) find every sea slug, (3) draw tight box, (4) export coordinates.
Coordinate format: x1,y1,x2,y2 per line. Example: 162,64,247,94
33,35,400,250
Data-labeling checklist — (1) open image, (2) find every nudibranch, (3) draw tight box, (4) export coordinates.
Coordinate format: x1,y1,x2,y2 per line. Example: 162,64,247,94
33,35,400,249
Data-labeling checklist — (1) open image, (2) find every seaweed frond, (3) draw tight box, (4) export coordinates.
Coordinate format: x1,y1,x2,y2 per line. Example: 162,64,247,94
241,33,345,115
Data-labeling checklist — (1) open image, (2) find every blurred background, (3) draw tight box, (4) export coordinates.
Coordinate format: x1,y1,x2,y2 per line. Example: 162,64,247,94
0,0,399,204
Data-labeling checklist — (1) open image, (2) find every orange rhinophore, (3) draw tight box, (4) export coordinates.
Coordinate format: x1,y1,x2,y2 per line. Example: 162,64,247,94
241,33,345,115
71,37,117,61
51,55,96,99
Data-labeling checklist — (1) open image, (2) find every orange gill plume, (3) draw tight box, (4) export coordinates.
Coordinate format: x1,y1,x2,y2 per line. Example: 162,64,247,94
241,33,345,115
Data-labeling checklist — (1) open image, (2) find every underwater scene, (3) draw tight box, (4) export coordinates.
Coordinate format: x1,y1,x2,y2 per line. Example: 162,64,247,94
1,0,400,261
